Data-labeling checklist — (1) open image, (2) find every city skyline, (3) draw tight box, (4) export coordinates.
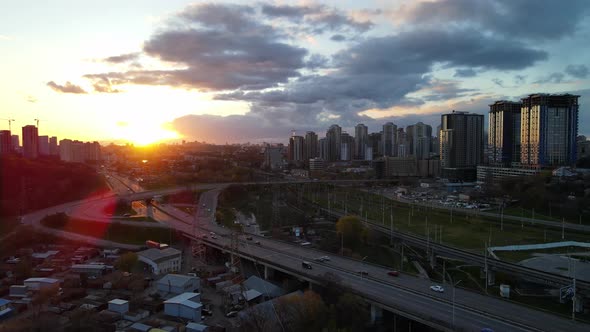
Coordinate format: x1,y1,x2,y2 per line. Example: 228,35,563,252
2,0,590,145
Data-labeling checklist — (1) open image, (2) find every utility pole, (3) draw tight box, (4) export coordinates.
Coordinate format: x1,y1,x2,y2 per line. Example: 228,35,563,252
500,205,504,231
572,260,577,320
484,241,488,293
562,217,565,240
390,213,393,245
450,207,453,224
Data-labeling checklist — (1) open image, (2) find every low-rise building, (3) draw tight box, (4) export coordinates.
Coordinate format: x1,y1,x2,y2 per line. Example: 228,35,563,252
186,322,209,332
23,277,60,291
476,165,540,182
0,299,14,321
138,247,182,274
164,292,202,322
108,299,129,314
71,264,108,277
157,274,200,296
309,158,325,172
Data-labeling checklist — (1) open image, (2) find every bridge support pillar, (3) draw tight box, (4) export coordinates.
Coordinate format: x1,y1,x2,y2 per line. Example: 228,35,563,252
370,304,383,324
487,270,495,286
146,203,154,219
429,251,436,269
264,265,274,280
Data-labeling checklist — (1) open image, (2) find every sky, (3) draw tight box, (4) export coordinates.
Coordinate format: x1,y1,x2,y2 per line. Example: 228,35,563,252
1,0,589,145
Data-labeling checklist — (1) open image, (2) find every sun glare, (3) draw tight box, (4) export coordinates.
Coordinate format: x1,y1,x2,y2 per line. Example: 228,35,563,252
115,121,180,146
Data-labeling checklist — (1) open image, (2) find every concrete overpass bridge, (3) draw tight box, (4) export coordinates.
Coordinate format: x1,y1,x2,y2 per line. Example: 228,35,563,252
146,188,590,332
111,177,590,293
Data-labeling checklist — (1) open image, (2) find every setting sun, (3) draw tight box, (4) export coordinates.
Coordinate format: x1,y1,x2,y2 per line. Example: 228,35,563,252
115,121,179,146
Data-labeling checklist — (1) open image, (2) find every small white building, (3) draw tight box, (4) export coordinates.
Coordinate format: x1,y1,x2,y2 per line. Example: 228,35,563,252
164,292,202,322
108,299,129,314
186,322,209,332
157,274,200,296
23,278,60,291
138,247,182,275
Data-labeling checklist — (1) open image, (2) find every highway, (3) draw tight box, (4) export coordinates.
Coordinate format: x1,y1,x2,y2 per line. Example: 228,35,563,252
98,175,590,291
20,174,590,331
154,189,589,332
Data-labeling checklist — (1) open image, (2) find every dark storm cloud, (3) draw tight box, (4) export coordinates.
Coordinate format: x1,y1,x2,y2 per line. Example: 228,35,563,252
400,0,590,40
454,68,477,78
492,79,504,88
261,4,373,33
330,34,346,42
514,75,526,85
220,28,544,106
261,4,313,18
102,52,139,63
565,64,589,79
86,3,307,91
534,72,566,84
305,54,329,69
420,80,477,101
46,81,87,94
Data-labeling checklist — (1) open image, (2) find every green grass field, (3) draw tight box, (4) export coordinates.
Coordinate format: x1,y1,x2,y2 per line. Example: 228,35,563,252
302,187,589,253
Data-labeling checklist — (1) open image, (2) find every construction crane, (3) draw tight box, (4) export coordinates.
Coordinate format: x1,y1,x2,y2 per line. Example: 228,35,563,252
0,118,15,131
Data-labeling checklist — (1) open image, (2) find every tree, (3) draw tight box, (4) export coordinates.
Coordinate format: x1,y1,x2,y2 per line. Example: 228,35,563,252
115,252,138,272
332,293,370,331
336,215,366,251
15,257,32,279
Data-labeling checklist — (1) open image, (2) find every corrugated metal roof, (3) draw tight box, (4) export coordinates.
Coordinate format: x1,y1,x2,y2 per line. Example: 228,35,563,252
138,248,181,263
164,292,202,309
157,274,196,288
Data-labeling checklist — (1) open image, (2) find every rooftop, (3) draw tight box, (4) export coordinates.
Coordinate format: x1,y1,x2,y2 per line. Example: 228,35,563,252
164,292,202,309
186,322,208,331
157,274,197,288
108,299,128,305
138,247,181,263
24,277,59,284
244,275,285,298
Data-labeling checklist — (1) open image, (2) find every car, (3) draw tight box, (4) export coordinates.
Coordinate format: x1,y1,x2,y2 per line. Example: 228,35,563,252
254,241,261,245
358,271,369,276
123,213,131,217
314,256,331,262
387,271,400,277
202,308,213,316
207,208,211,212
302,261,312,269
211,236,218,239
225,311,238,318
202,204,206,207
430,285,444,293
246,236,253,241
